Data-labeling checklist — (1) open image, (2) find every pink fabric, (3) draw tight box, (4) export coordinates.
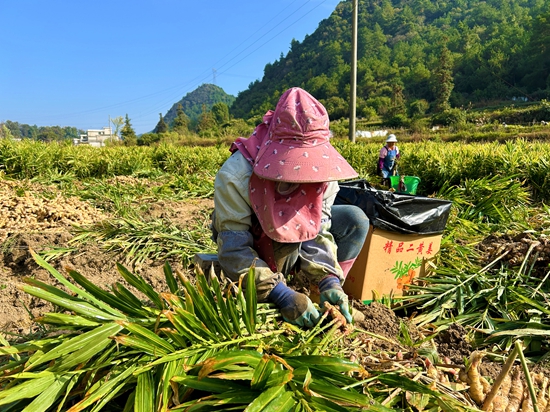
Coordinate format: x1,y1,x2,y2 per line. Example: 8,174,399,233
230,110,274,161
338,258,356,279
230,87,358,243
231,110,326,243
252,88,358,183
249,175,326,243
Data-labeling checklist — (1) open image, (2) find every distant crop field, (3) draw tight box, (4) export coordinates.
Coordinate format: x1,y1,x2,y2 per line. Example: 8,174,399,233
2,138,550,200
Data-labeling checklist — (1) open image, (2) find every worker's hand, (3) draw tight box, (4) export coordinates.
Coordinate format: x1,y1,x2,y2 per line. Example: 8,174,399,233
269,282,320,328
318,275,353,324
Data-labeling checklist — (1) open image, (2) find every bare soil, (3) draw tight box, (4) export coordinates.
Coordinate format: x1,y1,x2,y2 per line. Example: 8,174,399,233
435,323,474,364
0,180,469,357
0,179,214,335
3,178,547,406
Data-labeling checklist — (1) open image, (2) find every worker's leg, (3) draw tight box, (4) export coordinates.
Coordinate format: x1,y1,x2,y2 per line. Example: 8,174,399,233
268,205,369,278
271,242,301,276
329,204,370,277
381,169,391,188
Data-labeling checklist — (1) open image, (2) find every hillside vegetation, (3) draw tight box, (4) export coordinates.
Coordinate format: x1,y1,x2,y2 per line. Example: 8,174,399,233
232,0,550,124
162,84,235,128
4,0,550,144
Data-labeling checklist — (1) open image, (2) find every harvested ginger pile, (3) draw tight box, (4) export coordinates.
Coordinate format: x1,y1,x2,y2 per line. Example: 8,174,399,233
441,351,548,412
0,179,106,241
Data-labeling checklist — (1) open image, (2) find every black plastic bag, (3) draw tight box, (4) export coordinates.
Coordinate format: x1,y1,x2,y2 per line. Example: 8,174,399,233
335,179,452,235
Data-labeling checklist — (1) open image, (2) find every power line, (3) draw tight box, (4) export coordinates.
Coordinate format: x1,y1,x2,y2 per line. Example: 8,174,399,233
209,0,315,75
215,1,328,82
131,0,330,122
99,1,320,124
18,1,333,131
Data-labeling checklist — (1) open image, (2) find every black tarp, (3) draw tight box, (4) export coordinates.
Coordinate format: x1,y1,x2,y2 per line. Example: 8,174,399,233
335,179,452,235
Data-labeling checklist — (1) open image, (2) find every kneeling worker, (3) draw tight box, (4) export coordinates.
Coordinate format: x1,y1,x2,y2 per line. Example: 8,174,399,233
212,87,370,327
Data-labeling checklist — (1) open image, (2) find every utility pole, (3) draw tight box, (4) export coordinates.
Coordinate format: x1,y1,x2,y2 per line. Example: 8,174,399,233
348,0,358,143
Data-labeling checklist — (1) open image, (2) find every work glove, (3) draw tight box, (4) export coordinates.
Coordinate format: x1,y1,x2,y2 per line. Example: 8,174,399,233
269,282,320,328
318,275,353,324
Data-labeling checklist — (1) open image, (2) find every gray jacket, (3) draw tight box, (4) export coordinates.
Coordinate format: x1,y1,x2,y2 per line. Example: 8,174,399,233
212,151,343,301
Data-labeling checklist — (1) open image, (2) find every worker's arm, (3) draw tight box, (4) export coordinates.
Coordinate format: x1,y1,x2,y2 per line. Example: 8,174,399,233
378,146,387,172
299,182,353,323
298,181,344,283
213,152,284,302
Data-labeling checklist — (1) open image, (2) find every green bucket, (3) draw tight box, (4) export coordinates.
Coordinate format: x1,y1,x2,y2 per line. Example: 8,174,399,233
389,175,421,195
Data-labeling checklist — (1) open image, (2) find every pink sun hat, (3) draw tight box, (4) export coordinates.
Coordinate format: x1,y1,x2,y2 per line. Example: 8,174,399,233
252,87,358,183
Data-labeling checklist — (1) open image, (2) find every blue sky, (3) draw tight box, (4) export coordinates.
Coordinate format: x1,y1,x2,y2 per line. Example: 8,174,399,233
1,0,340,134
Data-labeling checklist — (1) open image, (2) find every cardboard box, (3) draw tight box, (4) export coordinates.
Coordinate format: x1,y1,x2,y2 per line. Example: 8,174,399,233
343,227,442,303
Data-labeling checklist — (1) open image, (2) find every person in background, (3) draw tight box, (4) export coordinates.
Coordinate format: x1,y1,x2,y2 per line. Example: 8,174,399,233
212,87,370,328
378,134,400,186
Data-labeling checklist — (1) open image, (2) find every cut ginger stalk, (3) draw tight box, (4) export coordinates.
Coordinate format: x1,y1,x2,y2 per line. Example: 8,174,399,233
425,357,439,381
544,380,550,412
521,383,534,412
544,385,550,412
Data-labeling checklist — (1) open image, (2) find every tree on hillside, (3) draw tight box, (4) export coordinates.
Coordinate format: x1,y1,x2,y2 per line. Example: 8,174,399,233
171,104,189,135
4,121,22,139
231,0,550,120
433,44,454,113
154,113,168,134
409,99,429,118
20,123,38,139
121,114,137,146
0,122,78,141
389,81,407,117
211,102,230,125
322,96,348,119
138,133,161,146
63,127,80,140
197,104,216,133
162,84,236,126
521,11,550,92
37,127,60,142
111,116,124,140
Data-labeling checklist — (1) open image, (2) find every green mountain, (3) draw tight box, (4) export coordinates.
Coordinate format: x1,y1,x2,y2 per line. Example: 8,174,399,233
163,84,235,126
231,0,550,121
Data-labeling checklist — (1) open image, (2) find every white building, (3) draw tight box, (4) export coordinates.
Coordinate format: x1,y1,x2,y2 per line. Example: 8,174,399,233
75,127,116,147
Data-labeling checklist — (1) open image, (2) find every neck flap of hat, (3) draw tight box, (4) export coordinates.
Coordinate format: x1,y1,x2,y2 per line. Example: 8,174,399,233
249,174,327,243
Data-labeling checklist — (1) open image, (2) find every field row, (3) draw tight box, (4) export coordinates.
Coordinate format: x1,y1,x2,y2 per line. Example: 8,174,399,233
2,138,550,201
